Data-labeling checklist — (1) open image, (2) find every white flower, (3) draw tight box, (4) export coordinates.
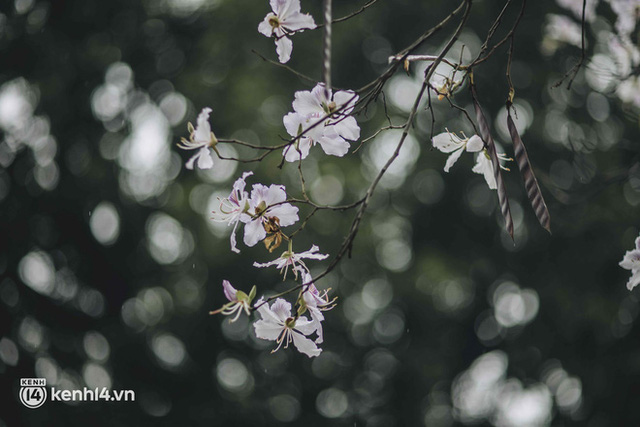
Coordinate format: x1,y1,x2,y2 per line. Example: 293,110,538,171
299,269,335,344
258,0,316,63
253,298,321,357
620,235,640,291
472,148,512,191
211,172,253,253
178,107,217,170
253,245,329,278
209,280,256,322
286,83,360,159
432,130,484,172
431,72,463,100
244,183,299,247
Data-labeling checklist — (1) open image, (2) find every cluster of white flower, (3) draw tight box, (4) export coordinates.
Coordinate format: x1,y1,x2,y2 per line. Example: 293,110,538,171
283,83,360,162
173,0,358,357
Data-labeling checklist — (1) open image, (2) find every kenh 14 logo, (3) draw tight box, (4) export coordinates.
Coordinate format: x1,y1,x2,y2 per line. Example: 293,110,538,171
19,378,47,409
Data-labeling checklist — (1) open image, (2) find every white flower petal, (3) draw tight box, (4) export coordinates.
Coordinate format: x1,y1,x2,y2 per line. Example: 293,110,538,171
292,87,324,116
244,219,267,247
222,280,237,301
317,135,349,157
627,270,640,291
333,90,358,114
194,107,212,143
275,36,293,63
466,134,484,152
283,138,312,162
332,115,360,141
444,147,464,172
230,221,241,254
282,12,316,31
196,147,214,169
254,319,283,341
283,112,305,137
472,152,497,190
294,316,317,335
258,14,275,37
432,131,463,153
267,203,299,227
271,298,292,320
291,331,322,357
620,250,640,270
185,152,199,170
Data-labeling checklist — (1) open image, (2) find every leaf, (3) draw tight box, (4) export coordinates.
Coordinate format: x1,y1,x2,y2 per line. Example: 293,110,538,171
507,110,552,233
470,83,514,239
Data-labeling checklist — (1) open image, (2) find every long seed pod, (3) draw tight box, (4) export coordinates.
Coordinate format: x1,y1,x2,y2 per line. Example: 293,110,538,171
506,108,551,233
470,80,514,240
322,0,332,97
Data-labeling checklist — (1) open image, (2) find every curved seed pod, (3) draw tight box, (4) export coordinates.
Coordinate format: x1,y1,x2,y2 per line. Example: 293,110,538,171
470,82,514,240
507,109,551,233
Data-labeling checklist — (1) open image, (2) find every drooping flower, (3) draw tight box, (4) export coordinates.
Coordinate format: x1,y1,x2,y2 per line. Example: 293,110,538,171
257,0,316,63
178,107,217,170
431,72,464,100
244,183,299,248
472,148,512,191
432,130,484,172
292,83,360,154
209,280,256,322
253,244,329,278
620,235,640,291
298,269,335,344
253,297,321,357
211,172,254,253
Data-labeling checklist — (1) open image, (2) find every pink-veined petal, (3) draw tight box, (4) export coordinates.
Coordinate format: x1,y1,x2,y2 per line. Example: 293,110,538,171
271,298,292,320
255,298,284,324
222,280,237,301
